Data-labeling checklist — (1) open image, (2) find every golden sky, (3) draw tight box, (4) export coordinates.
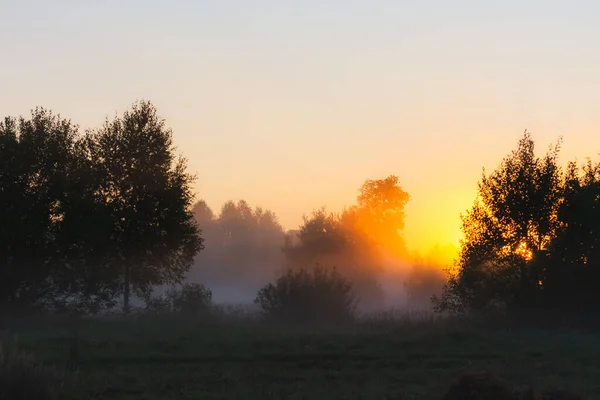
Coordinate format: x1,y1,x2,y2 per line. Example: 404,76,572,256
2,1,600,257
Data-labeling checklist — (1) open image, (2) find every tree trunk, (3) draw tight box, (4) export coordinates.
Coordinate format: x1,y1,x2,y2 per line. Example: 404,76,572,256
123,265,131,314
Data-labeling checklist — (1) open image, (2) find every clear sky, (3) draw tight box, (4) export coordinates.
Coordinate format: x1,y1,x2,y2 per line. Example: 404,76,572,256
2,0,600,256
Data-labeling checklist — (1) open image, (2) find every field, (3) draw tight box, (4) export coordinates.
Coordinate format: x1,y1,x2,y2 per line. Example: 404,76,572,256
4,310,600,399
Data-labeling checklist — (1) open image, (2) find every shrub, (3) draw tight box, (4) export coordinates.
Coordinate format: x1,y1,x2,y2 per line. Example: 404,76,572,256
143,283,213,315
167,283,213,315
0,334,79,399
144,295,172,314
254,266,357,324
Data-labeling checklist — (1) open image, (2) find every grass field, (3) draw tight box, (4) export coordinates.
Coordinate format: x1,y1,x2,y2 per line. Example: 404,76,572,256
4,310,600,399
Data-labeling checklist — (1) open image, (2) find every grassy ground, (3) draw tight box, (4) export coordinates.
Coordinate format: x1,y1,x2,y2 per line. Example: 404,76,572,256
4,311,600,399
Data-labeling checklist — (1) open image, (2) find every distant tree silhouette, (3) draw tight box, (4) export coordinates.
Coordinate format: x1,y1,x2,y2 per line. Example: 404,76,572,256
87,100,203,313
188,199,285,291
283,176,410,308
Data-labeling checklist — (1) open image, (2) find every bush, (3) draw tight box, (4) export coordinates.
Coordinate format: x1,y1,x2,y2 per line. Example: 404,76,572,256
0,334,79,399
167,283,213,315
144,283,213,316
254,266,357,324
144,295,173,314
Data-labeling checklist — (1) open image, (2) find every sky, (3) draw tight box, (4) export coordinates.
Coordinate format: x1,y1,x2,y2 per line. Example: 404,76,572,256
2,0,600,256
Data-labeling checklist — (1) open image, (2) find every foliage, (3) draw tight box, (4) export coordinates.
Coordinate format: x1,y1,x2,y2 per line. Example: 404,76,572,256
143,294,173,314
0,108,115,312
434,131,563,313
354,175,411,257
283,176,409,308
167,283,213,314
542,159,600,313
0,109,79,306
435,131,600,316
73,100,204,312
254,266,357,324
144,283,213,315
0,101,203,314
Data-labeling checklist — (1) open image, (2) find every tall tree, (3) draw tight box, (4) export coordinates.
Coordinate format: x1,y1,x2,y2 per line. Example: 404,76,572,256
543,159,600,313
434,131,563,313
0,108,79,306
283,176,410,307
49,134,120,312
90,100,203,313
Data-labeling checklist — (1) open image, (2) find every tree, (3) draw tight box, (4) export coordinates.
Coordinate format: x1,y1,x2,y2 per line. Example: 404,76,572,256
543,159,600,314
89,100,203,313
143,283,213,315
167,283,212,315
192,199,215,226
434,131,563,313
0,108,80,307
188,199,285,289
48,133,121,312
283,176,410,308
353,175,410,257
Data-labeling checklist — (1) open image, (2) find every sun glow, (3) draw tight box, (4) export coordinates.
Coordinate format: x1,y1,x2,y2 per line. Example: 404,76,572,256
515,242,533,261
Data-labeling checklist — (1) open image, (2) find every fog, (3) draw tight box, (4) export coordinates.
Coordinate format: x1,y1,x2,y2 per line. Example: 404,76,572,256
170,197,450,313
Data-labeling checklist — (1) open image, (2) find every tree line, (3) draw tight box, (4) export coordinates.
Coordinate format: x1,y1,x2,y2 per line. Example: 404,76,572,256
187,199,286,298
4,100,598,321
0,100,417,315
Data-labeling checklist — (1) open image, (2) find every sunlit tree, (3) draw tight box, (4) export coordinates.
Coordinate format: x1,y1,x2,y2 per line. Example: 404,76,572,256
434,131,563,312
283,176,410,307
353,175,410,257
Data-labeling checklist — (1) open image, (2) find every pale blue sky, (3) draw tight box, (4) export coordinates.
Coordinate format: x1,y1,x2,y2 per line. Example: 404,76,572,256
2,0,600,253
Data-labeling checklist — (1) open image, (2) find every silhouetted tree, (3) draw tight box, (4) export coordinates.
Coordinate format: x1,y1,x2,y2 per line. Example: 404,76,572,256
46,131,120,312
542,159,600,314
283,175,410,308
0,109,80,307
89,100,203,313
189,199,285,291
192,199,215,226
434,131,563,313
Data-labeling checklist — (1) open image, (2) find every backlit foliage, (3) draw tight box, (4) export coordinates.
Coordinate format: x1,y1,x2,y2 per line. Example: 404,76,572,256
435,131,600,316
